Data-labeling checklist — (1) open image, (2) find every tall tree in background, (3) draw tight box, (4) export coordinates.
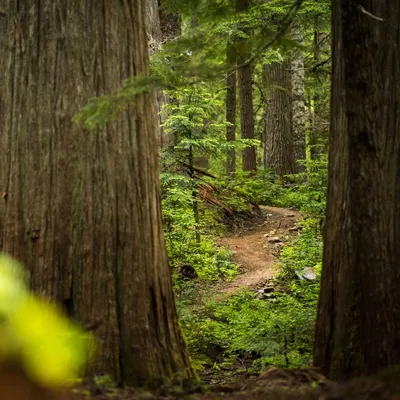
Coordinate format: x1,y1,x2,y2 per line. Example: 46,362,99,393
236,0,257,172
226,40,237,175
310,26,330,158
314,0,400,379
146,0,181,53
0,0,193,386
263,61,295,176
291,26,306,171
146,0,162,54
146,0,181,149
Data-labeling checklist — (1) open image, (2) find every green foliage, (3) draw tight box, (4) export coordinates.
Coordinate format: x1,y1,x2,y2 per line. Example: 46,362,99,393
161,173,237,282
160,83,239,282
279,218,322,282
218,170,286,207
74,0,331,131
179,288,316,372
73,75,165,129
93,375,118,397
178,213,322,374
277,154,328,218
161,84,259,167
72,0,331,384
161,85,227,161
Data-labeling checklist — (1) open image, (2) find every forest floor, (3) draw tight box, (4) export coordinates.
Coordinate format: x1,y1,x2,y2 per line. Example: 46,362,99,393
69,207,331,400
10,363,400,400
16,205,399,398
217,206,301,298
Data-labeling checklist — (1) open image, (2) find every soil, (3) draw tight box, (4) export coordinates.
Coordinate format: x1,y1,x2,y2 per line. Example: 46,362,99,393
18,365,400,399
217,206,301,298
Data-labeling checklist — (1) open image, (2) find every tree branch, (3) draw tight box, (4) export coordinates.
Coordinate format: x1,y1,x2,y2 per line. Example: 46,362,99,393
225,0,304,81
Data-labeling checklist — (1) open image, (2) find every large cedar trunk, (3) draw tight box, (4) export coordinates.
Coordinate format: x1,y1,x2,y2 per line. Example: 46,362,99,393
226,40,237,175
236,0,257,172
263,61,295,176
0,0,193,386
314,0,400,379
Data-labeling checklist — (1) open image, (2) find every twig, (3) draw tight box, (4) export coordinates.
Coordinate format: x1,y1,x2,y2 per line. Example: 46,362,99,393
312,57,331,72
239,0,304,68
253,80,268,106
358,5,384,22
224,0,304,82
181,163,217,179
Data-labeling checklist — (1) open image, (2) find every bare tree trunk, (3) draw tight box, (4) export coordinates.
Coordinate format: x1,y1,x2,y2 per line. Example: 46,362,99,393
146,0,165,148
159,1,181,150
226,40,237,175
146,0,181,150
314,0,400,379
236,0,257,172
310,28,330,158
188,145,201,244
0,0,193,386
146,0,162,55
263,61,295,177
291,26,306,171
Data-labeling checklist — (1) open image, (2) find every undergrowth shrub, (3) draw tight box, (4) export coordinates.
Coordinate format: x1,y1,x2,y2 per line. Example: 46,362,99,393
217,169,285,208
279,154,328,217
178,217,323,374
178,288,317,374
278,218,323,282
161,172,237,282
166,126,327,377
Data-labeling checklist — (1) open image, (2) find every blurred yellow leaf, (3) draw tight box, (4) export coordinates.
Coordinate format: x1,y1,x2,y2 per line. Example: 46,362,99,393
0,253,95,387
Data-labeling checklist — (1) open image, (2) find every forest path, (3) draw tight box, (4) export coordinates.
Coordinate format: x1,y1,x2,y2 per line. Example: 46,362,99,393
217,206,301,298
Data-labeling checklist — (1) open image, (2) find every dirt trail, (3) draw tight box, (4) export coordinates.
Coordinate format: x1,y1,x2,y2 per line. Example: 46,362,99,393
218,206,301,296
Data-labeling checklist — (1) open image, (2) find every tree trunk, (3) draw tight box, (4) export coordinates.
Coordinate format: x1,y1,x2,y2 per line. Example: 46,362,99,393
0,0,193,386
146,0,162,55
263,61,295,177
146,0,165,149
314,0,400,379
310,28,330,158
188,145,201,244
236,0,256,172
146,0,181,150
291,26,306,171
157,0,181,150
226,40,237,175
